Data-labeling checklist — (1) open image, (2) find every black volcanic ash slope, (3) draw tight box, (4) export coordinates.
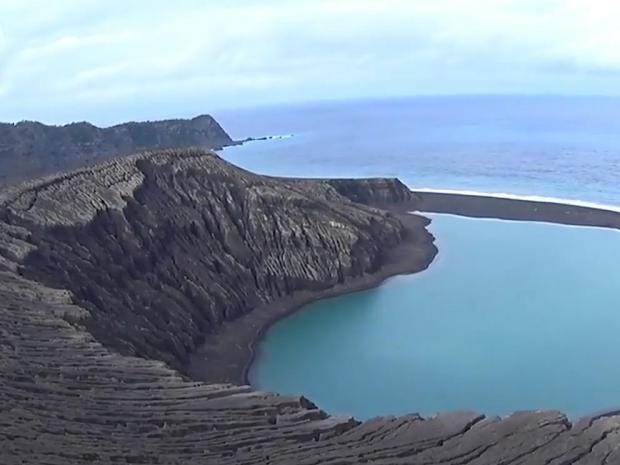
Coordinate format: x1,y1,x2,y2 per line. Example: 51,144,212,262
12,150,417,372
0,114,233,180
1,150,620,464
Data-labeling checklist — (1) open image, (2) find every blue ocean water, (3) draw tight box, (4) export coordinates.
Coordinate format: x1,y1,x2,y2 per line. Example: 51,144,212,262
249,215,620,420
216,95,620,207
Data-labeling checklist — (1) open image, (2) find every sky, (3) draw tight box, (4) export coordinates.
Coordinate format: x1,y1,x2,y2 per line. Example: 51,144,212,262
1,0,620,125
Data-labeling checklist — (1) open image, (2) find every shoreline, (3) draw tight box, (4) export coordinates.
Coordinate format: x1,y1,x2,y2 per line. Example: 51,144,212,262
186,212,438,385
414,188,620,213
411,191,620,230
187,191,620,386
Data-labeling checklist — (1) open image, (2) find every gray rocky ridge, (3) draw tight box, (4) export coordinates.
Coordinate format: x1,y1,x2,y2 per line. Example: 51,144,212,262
1,149,620,464
0,115,233,181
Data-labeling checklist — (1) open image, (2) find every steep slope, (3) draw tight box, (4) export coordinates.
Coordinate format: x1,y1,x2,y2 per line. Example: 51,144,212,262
1,149,431,375
1,150,619,464
0,115,233,180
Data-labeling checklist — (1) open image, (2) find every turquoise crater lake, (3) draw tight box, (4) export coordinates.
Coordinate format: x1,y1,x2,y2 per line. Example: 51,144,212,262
250,214,620,420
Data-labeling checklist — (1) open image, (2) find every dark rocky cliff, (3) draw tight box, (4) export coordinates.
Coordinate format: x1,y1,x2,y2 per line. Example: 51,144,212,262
1,150,619,464
0,115,233,181
9,150,413,372
325,178,418,205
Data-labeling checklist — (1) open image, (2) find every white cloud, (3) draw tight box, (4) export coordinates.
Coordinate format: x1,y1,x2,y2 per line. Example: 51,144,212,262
1,0,620,124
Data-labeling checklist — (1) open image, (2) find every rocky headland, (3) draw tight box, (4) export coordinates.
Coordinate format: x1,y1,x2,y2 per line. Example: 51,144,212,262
0,114,233,181
2,149,620,464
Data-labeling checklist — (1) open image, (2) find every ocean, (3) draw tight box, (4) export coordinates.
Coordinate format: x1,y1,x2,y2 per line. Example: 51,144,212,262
216,95,620,208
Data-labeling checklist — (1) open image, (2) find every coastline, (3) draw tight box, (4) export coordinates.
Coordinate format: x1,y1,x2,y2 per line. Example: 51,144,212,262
411,191,620,229
414,188,620,213
186,212,437,385
187,191,620,387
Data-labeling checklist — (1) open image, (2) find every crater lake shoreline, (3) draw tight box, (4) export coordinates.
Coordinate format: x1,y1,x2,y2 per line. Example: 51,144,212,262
413,191,620,229
186,212,438,385
187,190,620,388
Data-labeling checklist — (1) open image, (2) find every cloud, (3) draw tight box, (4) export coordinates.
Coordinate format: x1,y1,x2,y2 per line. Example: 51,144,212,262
1,0,620,124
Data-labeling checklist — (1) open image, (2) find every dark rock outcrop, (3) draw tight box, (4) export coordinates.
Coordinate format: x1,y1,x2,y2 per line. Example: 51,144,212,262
0,115,233,181
325,178,418,205
1,149,619,464
7,150,414,373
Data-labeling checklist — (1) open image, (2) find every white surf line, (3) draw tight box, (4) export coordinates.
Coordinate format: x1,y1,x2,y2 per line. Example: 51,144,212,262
413,188,620,214
248,134,294,142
